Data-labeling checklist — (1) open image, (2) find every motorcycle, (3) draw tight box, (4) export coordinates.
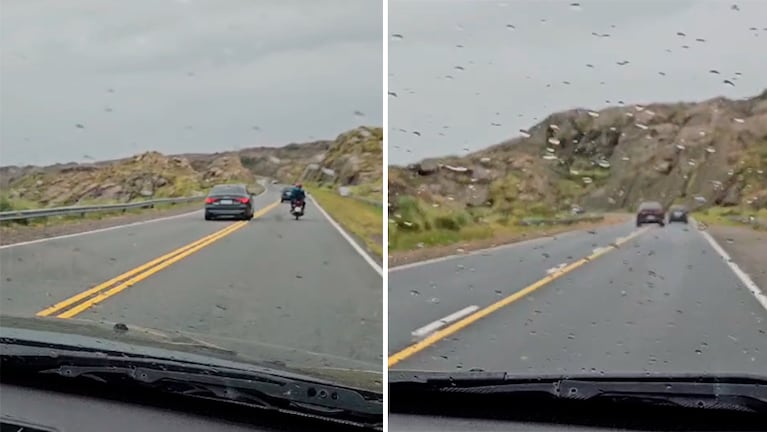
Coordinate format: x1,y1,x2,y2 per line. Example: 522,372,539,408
290,199,305,220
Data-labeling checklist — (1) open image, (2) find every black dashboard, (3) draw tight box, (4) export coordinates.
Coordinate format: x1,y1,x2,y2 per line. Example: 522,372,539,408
1,383,373,432
390,414,634,431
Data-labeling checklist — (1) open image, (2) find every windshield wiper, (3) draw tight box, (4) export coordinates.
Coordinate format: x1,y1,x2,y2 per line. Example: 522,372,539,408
1,340,382,430
390,371,767,415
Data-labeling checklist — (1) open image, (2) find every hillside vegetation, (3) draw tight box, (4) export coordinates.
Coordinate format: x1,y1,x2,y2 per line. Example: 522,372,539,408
389,90,767,250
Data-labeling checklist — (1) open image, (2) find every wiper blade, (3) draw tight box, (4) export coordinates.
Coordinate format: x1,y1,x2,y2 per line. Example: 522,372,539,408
2,341,382,430
390,371,767,414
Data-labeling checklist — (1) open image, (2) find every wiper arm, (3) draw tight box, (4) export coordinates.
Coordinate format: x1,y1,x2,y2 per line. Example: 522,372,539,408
390,371,767,414
2,341,382,430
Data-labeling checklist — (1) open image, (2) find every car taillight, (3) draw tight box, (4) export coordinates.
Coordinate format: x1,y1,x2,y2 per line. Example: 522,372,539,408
238,197,250,204
205,197,215,204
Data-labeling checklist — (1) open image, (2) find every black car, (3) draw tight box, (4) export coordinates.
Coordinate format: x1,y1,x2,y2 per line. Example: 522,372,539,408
204,184,255,220
636,201,665,227
281,187,293,202
668,204,689,223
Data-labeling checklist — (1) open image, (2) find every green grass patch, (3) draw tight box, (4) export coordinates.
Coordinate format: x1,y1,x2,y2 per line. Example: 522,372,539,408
307,185,383,258
389,195,517,251
347,183,382,201
388,193,611,252
694,206,767,230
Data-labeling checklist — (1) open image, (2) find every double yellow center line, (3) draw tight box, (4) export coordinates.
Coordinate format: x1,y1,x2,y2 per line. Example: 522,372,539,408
37,201,280,319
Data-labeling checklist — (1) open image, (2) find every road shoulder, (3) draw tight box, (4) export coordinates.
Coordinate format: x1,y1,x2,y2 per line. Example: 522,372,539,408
307,187,383,263
0,203,200,246
705,224,767,291
389,213,627,268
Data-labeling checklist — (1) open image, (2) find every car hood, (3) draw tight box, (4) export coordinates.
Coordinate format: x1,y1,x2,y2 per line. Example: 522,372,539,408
0,314,381,392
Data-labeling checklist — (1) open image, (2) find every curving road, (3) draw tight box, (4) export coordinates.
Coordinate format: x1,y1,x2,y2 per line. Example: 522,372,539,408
388,218,767,376
0,184,382,368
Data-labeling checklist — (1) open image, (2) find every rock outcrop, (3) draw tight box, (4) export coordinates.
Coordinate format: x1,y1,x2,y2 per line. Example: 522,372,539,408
390,91,767,215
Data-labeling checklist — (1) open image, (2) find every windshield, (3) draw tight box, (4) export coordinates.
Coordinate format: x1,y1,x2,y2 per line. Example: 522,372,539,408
0,0,384,400
388,0,766,390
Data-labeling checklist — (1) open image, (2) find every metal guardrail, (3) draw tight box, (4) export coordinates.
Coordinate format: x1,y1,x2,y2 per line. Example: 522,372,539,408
0,196,205,222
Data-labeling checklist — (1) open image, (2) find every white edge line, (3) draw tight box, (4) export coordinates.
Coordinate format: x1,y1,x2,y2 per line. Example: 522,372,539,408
693,218,767,311
0,209,202,250
411,305,480,339
390,220,640,272
0,186,268,250
308,194,383,276
389,234,560,273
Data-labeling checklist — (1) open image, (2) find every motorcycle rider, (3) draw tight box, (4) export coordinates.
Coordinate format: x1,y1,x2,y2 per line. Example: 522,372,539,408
289,183,306,213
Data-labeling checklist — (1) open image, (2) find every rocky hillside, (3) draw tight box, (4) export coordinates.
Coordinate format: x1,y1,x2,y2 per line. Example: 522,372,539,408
0,126,382,207
301,126,383,187
390,90,767,218
1,152,255,207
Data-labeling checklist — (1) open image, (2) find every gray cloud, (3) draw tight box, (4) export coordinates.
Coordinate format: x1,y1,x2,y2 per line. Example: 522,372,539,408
389,0,767,165
1,0,382,166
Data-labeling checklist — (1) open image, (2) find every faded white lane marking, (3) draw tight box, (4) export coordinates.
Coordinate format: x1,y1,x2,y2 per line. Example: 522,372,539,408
411,305,480,339
546,263,568,275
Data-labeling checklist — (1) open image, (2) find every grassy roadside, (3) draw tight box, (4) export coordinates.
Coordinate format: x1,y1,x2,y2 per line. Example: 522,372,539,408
389,194,610,252
387,194,629,266
693,206,767,231
307,185,383,259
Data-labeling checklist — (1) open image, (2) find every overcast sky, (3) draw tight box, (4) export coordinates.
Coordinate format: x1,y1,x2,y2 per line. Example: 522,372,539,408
388,0,767,165
0,0,382,166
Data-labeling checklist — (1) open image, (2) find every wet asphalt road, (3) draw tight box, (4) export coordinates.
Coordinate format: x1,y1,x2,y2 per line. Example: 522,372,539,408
0,185,382,367
388,219,767,376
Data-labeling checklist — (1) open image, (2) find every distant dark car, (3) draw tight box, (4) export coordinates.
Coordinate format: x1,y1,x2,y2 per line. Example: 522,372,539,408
636,201,665,227
668,205,689,223
204,184,254,221
281,187,293,202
